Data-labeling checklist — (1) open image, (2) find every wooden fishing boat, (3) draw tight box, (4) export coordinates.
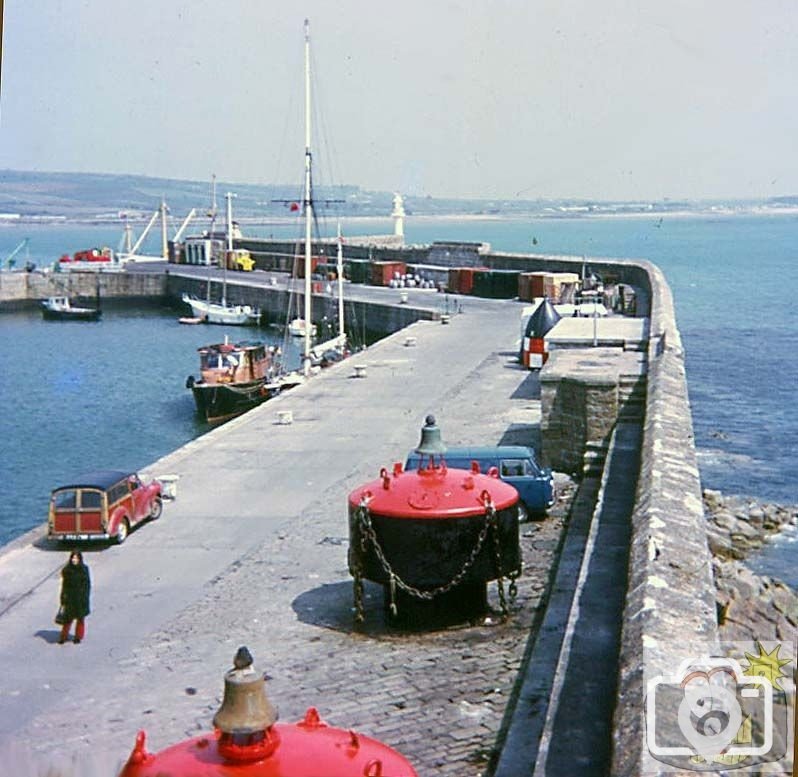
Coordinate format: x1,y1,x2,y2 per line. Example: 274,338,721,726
185,336,280,424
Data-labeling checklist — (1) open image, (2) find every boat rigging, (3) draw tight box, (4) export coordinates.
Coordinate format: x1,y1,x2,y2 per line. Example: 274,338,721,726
296,18,348,374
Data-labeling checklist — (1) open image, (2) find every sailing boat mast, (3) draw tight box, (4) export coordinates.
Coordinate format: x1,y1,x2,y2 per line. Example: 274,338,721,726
160,198,169,259
207,174,218,304
303,17,313,377
224,191,236,308
337,222,345,341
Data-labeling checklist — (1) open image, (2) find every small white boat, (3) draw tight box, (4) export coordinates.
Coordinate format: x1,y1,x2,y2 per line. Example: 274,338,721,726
288,317,317,338
181,191,260,327
41,296,101,321
182,293,260,326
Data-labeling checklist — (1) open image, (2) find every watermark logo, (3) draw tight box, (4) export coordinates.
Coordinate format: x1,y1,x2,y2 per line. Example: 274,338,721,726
646,641,793,772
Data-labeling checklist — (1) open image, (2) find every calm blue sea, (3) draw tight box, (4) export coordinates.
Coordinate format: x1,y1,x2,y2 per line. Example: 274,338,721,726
1,214,795,586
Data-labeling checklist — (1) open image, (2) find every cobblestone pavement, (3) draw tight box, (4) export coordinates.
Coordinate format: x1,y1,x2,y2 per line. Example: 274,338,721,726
24,481,573,777
1,315,576,776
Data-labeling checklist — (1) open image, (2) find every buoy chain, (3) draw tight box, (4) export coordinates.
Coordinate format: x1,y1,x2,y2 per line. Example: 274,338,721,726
353,503,499,618
489,503,509,617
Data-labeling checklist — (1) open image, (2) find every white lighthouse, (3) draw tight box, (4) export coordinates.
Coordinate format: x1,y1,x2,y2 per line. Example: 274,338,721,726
391,192,406,240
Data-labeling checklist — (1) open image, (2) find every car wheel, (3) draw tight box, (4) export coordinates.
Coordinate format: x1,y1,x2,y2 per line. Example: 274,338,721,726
115,519,129,544
150,498,163,520
517,502,529,523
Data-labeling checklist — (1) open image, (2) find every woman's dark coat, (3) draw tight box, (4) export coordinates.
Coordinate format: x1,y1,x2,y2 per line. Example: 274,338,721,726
60,561,91,620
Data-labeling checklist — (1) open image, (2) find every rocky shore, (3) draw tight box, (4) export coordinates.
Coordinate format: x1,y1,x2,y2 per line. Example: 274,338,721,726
703,489,797,642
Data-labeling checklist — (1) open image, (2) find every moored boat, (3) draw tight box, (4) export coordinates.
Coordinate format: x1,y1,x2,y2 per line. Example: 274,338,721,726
185,336,281,424
41,296,102,321
182,293,260,325
181,188,260,326
287,317,316,338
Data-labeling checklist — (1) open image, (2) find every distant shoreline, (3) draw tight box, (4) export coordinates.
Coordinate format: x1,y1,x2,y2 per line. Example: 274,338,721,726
2,206,797,227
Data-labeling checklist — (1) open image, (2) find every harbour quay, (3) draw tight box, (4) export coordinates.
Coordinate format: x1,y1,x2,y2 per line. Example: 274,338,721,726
0,249,719,777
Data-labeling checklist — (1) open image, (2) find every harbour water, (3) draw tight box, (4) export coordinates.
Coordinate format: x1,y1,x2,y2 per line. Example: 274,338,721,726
1,213,795,586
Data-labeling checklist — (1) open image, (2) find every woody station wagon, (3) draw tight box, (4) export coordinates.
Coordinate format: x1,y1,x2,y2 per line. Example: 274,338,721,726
47,470,163,544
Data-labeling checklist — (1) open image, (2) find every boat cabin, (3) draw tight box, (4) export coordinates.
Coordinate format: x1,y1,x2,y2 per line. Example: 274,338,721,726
198,340,274,385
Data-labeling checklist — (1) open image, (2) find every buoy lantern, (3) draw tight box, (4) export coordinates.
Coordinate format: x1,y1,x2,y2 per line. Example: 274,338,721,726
119,648,418,776
348,417,522,625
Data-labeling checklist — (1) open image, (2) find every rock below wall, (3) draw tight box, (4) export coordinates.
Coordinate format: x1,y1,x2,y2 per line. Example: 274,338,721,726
704,489,797,642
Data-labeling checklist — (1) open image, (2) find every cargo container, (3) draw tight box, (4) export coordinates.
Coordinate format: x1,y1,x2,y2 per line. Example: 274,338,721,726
293,255,320,279
347,258,371,284
448,266,489,295
518,271,580,303
472,268,520,299
371,260,407,287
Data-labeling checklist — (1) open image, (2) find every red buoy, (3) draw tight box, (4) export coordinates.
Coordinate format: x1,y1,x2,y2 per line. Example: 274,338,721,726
119,648,418,777
348,417,522,624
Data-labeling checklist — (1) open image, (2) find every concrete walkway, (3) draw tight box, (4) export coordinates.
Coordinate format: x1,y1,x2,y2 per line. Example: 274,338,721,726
0,299,572,776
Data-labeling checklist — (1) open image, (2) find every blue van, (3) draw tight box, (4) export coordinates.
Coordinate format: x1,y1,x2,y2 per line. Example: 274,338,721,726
404,445,554,519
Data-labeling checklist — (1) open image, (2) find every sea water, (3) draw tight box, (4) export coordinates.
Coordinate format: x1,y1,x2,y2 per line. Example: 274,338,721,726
0,214,795,586
0,303,304,544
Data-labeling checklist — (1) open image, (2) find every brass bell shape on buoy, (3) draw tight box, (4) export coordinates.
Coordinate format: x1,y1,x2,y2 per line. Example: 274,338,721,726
212,646,278,735
414,414,447,461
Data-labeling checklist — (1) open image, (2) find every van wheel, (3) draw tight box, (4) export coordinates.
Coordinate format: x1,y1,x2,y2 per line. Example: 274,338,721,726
115,519,130,544
150,498,163,520
517,502,529,523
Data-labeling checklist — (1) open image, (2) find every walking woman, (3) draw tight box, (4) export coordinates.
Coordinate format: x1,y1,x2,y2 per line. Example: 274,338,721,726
58,550,91,644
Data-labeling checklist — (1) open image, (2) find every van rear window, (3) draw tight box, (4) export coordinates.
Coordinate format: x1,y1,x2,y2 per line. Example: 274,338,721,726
53,490,77,509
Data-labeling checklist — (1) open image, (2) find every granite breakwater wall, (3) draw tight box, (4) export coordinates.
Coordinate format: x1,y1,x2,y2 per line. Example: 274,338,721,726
610,261,717,776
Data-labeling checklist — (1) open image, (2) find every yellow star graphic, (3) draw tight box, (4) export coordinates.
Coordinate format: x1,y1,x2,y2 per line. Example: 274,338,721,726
742,641,792,691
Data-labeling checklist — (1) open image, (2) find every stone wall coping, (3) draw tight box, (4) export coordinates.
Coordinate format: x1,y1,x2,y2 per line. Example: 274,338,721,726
610,259,716,775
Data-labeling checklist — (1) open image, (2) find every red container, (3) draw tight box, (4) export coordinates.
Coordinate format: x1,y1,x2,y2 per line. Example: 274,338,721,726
294,255,319,279
458,267,474,294
447,268,460,292
518,273,531,301
370,261,407,286
448,267,491,295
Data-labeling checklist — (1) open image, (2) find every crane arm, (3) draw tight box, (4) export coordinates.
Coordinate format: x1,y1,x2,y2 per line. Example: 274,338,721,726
128,209,160,256
173,208,196,242
4,238,29,267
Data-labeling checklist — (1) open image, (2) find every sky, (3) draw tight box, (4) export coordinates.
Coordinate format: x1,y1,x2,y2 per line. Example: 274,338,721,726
1,0,797,201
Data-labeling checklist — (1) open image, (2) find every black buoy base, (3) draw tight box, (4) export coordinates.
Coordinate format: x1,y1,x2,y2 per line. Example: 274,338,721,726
383,582,489,629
